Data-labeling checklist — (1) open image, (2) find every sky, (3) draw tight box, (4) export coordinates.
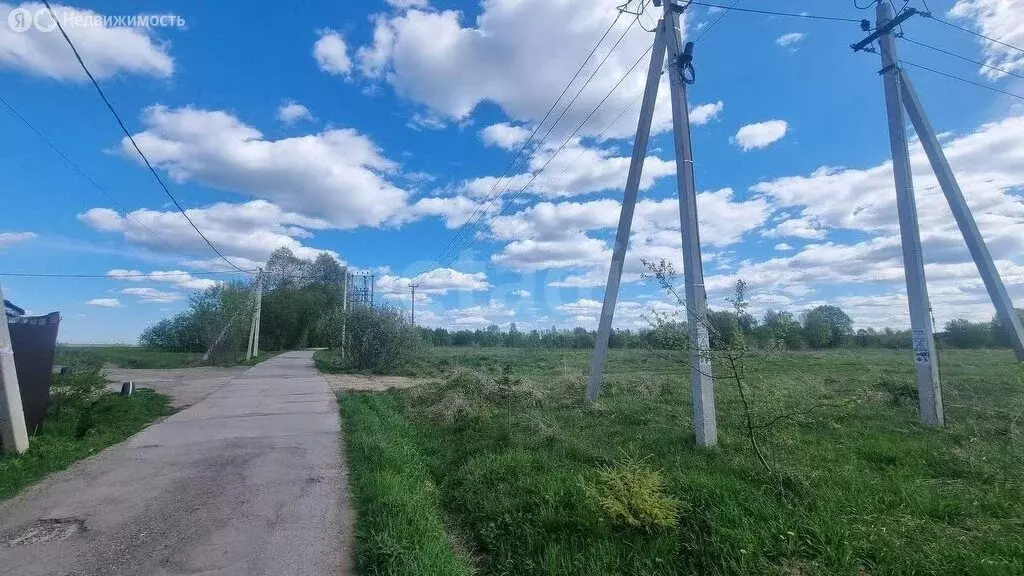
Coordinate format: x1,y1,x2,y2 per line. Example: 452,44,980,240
1,0,1023,344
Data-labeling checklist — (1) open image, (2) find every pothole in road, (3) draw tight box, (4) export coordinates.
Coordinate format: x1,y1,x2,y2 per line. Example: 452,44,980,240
4,518,85,547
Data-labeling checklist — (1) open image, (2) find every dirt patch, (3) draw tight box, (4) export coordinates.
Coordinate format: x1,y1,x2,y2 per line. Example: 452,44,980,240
102,365,247,409
325,374,428,394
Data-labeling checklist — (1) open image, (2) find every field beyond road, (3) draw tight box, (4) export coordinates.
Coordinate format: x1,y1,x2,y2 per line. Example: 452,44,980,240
336,347,1024,576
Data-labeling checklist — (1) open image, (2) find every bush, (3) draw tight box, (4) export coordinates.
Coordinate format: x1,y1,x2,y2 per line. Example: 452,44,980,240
587,456,681,531
342,305,422,374
48,369,107,416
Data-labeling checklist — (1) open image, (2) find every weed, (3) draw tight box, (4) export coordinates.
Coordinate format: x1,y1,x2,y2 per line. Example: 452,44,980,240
588,456,681,531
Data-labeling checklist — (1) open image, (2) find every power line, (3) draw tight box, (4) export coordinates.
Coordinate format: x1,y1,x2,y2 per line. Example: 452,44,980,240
435,43,656,269
899,59,1024,101
439,15,642,268
687,1,862,24
900,35,1024,81
920,11,1024,56
695,0,744,43
0,95,208,265
0,270,256,279
421,9,629,274
41,0,249,275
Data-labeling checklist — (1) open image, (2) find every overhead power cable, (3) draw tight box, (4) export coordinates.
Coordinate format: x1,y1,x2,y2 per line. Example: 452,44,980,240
0,95,213,266
421,9,630,274
899,59,1024,101
694,0,744,43
41,0,250,275
920,11,1024,56
435,43,656,269
686,1,862,23
900,35,1024,81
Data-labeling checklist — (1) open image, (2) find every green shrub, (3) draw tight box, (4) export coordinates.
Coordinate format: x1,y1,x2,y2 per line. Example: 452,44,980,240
588,456,681,531
48,369,107,415
342,305,422,374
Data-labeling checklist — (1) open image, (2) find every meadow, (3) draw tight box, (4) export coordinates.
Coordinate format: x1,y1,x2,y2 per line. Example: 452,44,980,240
336,346,1024,575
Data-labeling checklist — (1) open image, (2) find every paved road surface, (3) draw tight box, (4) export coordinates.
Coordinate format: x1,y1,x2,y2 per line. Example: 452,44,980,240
0,351,352,576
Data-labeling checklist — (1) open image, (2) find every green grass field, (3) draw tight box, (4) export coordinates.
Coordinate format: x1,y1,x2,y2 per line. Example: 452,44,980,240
56,345,283,369
0,376,172,500
337,347,1024,576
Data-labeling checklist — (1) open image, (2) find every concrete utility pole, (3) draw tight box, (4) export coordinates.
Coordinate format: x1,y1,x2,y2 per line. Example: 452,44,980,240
875,1,943,426
0,282,29,454
586,0,717,446
410,283,418,326
340,270,348,359
246,269,263,360
252,268,263,359
898,70,1024,361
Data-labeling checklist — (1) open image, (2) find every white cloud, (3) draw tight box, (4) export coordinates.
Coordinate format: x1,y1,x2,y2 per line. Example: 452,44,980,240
464,139,675,200
117,106,408,228
377,267,491,298
416,301,516,329
774,242,794,251
949,0,1024,79
733,120,788,151
354,0,682,139
87,298,121,308
511,289,531,298
79,200,338,265
106,269,218,290
314,29,352,76
763,216,828,240
409,195,484,228
0,3,174,81
481,123,531,149
386,0,430,9
121,287,182,303
0,231,36,248
407,111,447,131
775,32,806,47
277,101,314,124
690,100,723,125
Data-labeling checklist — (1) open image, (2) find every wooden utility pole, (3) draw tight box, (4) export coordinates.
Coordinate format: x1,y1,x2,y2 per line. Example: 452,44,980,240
410,283,418,325
0,282,29,454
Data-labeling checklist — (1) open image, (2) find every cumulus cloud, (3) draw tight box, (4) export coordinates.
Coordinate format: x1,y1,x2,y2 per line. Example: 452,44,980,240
277,101,314,124
377,267,491,298
386,0,430,9
106,269,218,290
0,231,36,248
481,123,531,149
949,0,1024,79
732,120,788,150
774,242,794,251
117,106,408,228
121,287,182,303
87,298,121,307
314,29,352,76
0,3,174,81
775,32,806,47
690,100,724,125
79,200,337,265
353,0,683,139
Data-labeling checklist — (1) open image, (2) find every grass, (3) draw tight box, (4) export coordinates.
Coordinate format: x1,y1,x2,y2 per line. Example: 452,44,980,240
57,345,285,369
337,347,1024,576
0,369,173,500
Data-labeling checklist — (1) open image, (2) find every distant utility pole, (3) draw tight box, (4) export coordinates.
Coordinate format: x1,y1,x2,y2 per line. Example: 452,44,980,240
246,268,263,360
340,270,349,360
0,282,29,454
587,0,717,446
410,283,418,325
853,2,1024,425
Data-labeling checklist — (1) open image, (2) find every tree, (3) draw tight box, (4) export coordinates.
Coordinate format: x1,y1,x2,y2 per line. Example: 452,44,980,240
802,305,853,349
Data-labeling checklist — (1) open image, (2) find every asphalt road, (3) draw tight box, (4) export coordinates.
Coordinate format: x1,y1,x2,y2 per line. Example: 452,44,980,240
0,350,353,576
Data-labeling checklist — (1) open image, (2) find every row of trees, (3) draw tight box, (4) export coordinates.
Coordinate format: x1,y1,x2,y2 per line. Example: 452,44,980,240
418,306,1024,351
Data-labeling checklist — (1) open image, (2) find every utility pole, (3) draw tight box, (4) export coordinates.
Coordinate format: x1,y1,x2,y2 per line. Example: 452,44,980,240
410,283,418,325
370,274,375,309
246,269,263,360
586,0,717,446
898,70,1024,361
0,282,29,454
875,1,943,425
340,270,348,360
587,18,666,404
252,268,263,359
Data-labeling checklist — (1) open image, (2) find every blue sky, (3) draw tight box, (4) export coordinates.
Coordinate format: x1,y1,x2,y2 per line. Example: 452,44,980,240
1,0,1023,343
